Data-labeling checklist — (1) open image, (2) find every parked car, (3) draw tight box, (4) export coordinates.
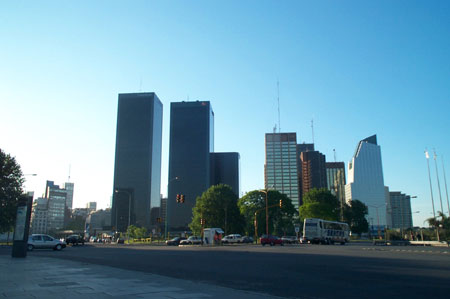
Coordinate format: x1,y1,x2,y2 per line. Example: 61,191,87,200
260,235,283,246
65,234,85,245
222,234,242,244
179,236,202,245
166,237,186,246
241,236,254,243
281,236,298,244
28,234,66,251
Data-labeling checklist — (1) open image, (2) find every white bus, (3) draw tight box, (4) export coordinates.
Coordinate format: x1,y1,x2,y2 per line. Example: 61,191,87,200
302,218,349,245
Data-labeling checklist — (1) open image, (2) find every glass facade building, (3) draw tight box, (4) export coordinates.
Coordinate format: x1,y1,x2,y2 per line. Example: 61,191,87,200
168,101,214,230
326,162,346,204
387,192,413,230
265,133,299,209
210,152,240,197
345,135,388,228
112,92,163,231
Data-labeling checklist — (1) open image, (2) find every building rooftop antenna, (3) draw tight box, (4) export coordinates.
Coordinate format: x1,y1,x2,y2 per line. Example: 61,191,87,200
311,119,315,144
333,149,336,162
277,80,281,133
68,164,71,182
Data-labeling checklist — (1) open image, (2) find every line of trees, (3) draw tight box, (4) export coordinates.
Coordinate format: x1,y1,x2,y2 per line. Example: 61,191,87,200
190,185,369,236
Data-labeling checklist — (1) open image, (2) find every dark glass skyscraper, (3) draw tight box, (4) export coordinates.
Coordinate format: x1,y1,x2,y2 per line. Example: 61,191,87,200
112,92,163,232
168,101,214,230
210,152,240,197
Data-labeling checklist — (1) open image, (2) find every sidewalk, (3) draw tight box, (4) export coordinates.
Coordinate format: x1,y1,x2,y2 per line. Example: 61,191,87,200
0,254,279,299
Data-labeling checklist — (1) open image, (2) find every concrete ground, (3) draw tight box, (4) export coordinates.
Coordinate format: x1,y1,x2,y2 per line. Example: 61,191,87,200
0,254,279,299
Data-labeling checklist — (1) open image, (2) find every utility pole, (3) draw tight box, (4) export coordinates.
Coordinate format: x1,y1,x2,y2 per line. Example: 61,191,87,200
433,150,444,215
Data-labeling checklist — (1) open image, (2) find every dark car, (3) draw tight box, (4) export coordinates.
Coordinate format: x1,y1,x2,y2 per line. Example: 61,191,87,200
65,234,85,245
166,237,186,246
260,235,283,246
241,236,254,243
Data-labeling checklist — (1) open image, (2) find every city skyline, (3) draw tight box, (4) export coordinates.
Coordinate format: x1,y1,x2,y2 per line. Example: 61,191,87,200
2,1,450,227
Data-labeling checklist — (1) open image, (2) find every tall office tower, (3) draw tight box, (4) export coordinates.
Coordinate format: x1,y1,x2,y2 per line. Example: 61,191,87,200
112,92,163,232
299,151,327,204
345,135,387,228
64,182,74,209
326,162,346,203
265,133,300,209
168,101,214,230
210,152,240,196
46,182,67,232
387,192,413,230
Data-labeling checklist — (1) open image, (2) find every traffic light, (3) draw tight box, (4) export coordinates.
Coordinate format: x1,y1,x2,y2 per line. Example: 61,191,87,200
279,200,283,208
176,194,181,203
200,218,205,225
180,194,185,203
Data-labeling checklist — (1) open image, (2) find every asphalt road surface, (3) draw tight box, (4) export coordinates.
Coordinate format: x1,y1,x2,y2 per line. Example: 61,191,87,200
13,242,450,298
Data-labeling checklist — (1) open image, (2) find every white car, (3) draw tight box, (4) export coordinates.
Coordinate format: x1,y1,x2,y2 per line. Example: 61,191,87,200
222,234,243,244
179,236,202,245
28,234,66,251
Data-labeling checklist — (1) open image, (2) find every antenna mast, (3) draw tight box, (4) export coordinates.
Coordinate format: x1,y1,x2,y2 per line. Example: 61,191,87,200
311,119,315,144
68,164,71,182
333,149,336,162
277,80,281,133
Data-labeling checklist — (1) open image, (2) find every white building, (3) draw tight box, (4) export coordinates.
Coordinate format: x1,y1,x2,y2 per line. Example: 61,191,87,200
345,135,388,229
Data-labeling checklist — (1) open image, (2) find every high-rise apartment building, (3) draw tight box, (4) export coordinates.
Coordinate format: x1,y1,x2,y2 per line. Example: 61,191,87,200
86,202,97,213
345,135,388,228
265,133,300,209
387,192,413,230
168,101,214,230
30,198,48,234
210,152,240,196
112,92,163,232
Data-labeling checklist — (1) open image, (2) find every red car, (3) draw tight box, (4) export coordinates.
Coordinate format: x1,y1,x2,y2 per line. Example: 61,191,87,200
260,235,283,246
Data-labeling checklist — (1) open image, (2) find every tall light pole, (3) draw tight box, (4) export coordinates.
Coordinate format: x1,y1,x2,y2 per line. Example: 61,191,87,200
433,150,444,215
114,189,132,243
425,150,439,241
441,155,450,216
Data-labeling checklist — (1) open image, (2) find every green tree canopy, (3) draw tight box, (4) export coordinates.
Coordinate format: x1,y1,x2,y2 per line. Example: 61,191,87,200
0,149,24,233
238,189,297,237
299,188,340,222
343,199,369,234
189,184,245,235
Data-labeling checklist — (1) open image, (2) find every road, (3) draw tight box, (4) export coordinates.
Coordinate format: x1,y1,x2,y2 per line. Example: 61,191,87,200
8,242,450,298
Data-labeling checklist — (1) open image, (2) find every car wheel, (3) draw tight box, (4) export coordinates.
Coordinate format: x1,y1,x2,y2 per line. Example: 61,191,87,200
280,243,284,246
55,244,62,251
27,244,34,251
262,243,266,246
270,242,274,246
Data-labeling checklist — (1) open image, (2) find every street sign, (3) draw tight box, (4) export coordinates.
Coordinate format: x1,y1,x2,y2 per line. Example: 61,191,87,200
295,226,300,233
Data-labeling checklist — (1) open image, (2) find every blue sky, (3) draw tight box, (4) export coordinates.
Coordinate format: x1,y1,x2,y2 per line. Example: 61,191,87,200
1,1,449,227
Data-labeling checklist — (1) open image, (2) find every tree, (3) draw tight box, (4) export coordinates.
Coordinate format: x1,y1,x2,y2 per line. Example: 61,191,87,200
299,188,340,222
126,225,148,240
427,212,450,241
189,184,245,235
0,149,24,233
343,199,369,235
238,189,297,237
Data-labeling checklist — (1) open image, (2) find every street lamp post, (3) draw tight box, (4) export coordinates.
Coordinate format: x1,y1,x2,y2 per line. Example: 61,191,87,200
425,150,439,241
114,189,132,243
